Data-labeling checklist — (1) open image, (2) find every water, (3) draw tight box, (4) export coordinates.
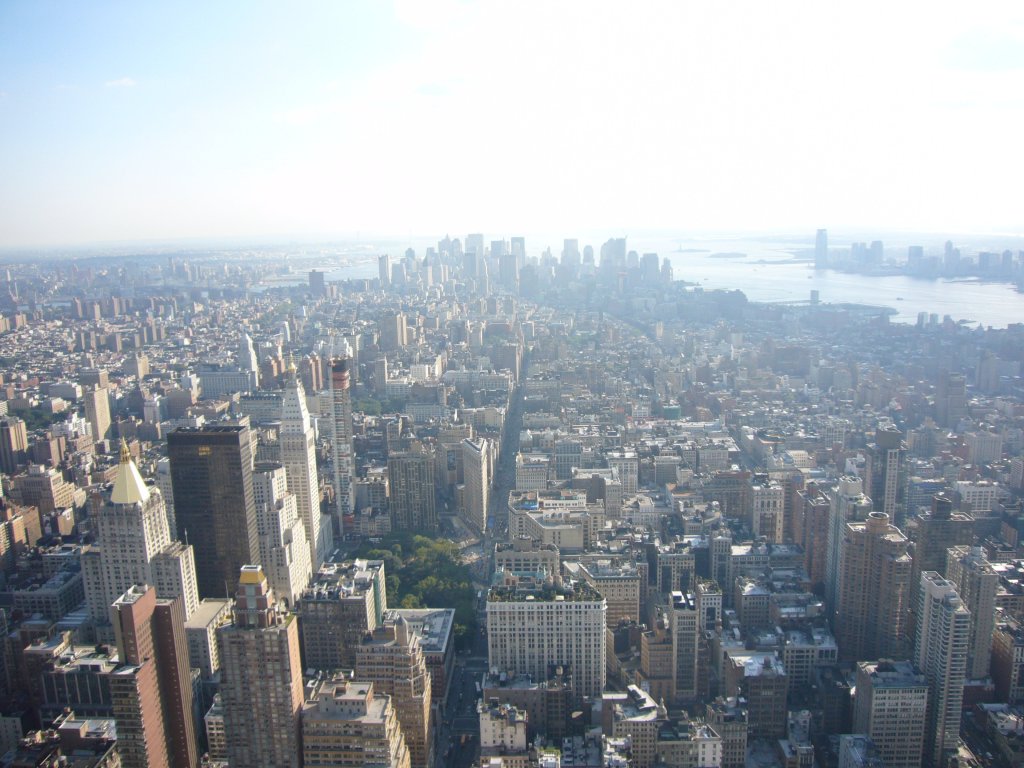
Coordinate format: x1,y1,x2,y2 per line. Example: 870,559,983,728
629,236,1024,329
262,235,1024,329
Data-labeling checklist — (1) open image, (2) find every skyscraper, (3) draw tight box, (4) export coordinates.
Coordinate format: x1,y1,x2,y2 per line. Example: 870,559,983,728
378,253,391,288
835,511,912,662
83,385,111,444
355,617,433,768
83,441,199,636
814,229,828,268
915,572,970,768
461,438,489,533
387,449,437,533
168,426,259,598
218,566,304,768
908,494,973,627
330,347,355,535
865,424,908,526
280,361,329,568
852,660,927,768
946,546,998,680
252,462,312,608
825,476,873,615
109,585,197,768
0,416,28,474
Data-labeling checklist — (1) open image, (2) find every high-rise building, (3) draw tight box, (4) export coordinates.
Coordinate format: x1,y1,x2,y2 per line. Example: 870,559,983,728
252,462,312,608
83,441,199,636
378,254,391,288
814,229,829,268
835,512,912,662
935,372,967,429
908,494,973,620
915,572,970,768
280,363,329,568
109,585,197,768
83,386,111,444
238,332,259,376
330,348,355,535
825,476,873,615
168,426,259,598
355,617,433,768
309,269,326,297
852,660,927,768
671,591,699,703
0,416,28,474
865,424,908,526
218,566,304,768
302,677,411,768
379,312,407,351
461,438,489,533
298,559,388,671
946,545,998,680
487,576,607,702
388,449,437,533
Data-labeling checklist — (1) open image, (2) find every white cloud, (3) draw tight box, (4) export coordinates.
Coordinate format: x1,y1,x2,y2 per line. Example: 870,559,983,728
104,77,137,88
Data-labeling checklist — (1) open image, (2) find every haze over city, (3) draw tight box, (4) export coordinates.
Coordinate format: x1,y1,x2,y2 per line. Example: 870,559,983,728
2,1,1024,248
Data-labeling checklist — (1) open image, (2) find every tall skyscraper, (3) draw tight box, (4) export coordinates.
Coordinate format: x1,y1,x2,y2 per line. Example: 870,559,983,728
168,426,259,598
330,347,355,535
388,449,437,533
915,572,970,768
909,494,973,624
355,617,433,768
238,331,259,376
280,361,329,568
218,566,304,768
946,545,998,680
83,441,199,635
83,385,112,444
852,660,927,768
935,372,967,429
461,438,489,533
378,253,391,288
0,416,28,474
110,585,197,768
825,476,873,615
865,424,908,526
671,591,699,702
835,511,912,662
252,462,312,608
814,229,829,268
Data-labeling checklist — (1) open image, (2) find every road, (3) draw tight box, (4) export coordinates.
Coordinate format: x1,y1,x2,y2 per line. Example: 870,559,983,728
436,351,528,766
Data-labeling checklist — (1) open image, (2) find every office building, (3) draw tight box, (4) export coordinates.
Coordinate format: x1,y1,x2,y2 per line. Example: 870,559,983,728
218,566,304,768
915,572,970,768
330,348,355,533
302,677,411,768
299,559,388,671
487,576,607,702
865,424,908,526
252,462,312,608
109,585,197,768
388,449,437,533
462,438,489,533
355,617,433,768
378,254,391,288
281,361,329,569
909,495,973,595
672,591,699,702
825,476,873,615
853,660,927,768
83,386,111,444
0,416,28,474
83,441,198,634
168,425,259,598
946,545,998,680
836,512,912,662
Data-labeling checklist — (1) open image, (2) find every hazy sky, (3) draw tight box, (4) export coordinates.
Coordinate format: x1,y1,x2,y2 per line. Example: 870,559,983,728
2,1,1023,248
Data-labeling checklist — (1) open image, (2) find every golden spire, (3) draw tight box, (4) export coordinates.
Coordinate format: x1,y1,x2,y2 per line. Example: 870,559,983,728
119,437,131,464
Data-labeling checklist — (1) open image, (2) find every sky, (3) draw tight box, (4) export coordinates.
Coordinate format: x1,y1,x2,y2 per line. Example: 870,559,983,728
1,1,1023,249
